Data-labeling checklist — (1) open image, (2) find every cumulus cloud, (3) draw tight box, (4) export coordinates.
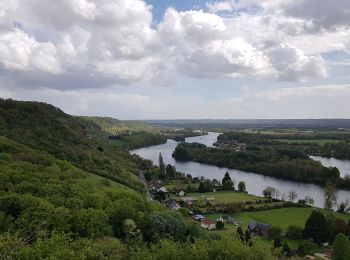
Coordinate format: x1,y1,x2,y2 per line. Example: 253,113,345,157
0,0,343,91
281,0,350,30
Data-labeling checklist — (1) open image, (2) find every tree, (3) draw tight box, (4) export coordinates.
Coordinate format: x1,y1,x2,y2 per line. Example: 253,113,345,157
216,221,224,230
282,242,292,257
223,180,233,190
198,181,212,193
237,226,244,243
262,186,278,199
324,181,337,210
332,233,350,260
159,153,165,174
222,172,232,185
337,200,349,214
274,238,282,248
302,211,329,244
305,196,314,205
244,229,252,245
286,225,303,239
287,190,298,202
268,226,283,240
166,164,176,178
122,219,140,241
238,181,246,192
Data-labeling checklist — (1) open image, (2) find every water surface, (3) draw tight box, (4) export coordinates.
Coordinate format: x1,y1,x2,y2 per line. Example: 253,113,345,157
132,132,350,208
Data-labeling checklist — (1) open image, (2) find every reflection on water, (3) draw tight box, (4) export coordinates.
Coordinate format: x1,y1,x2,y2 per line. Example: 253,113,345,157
131,132,350,208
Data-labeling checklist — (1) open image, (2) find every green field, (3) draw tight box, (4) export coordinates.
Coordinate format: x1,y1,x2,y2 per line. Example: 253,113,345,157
202,207,350,250
82,173,135,192
275,139,343,146
184,191,262,204
207,208,350,230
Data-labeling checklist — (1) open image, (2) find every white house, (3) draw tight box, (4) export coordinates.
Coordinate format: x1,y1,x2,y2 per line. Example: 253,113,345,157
158,186,168,193
178,190,185,197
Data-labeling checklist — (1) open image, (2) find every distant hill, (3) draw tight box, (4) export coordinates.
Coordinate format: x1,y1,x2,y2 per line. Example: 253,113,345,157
141,119,350,130
83,116,159,135
0,98,143,190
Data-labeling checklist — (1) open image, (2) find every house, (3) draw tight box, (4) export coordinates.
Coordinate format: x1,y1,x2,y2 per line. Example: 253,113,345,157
248,220,271,236
217,215,233,223
181,197,198,207
192,214,205,221
201,219,216,230
216,215,243,226
165,199,181,210
158,186,168,193
177,190,186,197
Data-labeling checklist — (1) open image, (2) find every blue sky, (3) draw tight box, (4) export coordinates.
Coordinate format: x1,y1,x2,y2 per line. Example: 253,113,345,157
0,0,349,119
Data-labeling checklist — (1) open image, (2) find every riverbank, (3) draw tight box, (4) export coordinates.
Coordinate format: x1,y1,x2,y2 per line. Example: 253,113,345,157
131,132,350,208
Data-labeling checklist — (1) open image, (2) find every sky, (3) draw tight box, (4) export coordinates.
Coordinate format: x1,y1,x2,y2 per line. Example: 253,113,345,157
0,0,350,119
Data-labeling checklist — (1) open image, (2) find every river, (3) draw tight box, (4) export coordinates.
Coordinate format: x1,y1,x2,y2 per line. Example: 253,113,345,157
131,132,350,208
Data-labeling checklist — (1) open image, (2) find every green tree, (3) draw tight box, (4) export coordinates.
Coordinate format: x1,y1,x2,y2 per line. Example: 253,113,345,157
282,242,292,257
268,226,283,240
324,181,337,210
166,164,176,178
238,181,246,192
222,172,232,185
286,225,302,239
303,211,329,244
332,233,350,260
159,153,165,174
216,221,224,230
223,180,233,190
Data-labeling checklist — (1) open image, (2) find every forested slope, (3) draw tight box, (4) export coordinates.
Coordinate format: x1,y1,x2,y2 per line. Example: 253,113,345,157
0,99,143,190
0,99,274,259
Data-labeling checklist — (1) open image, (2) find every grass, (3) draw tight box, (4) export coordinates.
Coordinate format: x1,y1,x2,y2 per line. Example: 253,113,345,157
82,173,134,192
275,139,343,146
208,208,350,230
201,207,350,250
183,191,262,204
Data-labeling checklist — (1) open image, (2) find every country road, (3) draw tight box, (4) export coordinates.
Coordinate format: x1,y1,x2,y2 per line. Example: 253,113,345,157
139,171,153,202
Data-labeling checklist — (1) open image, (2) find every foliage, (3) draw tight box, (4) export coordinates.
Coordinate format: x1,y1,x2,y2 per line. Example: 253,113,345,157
302,211,329,244
324,181,338,210
216,221,224,230
222,172,232,185
238,181,246,192
173,141,342,186
286,225,303,239
268,226,283,240
0,99,144,190
332,233,350,260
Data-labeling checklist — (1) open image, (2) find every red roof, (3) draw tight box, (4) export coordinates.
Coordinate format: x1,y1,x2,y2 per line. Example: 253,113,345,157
201,219,216,225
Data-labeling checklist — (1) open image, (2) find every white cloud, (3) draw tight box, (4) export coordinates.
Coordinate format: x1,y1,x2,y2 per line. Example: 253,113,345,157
1,83,349,119
0,0,344,92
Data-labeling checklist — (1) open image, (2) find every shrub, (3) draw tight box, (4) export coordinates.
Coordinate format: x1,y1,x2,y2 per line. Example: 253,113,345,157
268,226,283,240
216,221,224,230
286,225,302,239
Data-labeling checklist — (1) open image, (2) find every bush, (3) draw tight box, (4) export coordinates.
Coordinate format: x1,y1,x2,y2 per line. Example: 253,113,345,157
286,225,303,239
268,226,283,240
216,221,224,230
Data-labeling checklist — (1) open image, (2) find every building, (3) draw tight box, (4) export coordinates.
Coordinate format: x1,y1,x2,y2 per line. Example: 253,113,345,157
192,214,205,221
181,196,198,207
248,220,271,236
158,186,168,193
177,190,186,197
201,219,216,230
165,199,181,210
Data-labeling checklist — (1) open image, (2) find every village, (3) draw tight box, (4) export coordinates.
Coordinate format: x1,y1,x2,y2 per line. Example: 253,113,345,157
142,164,350,259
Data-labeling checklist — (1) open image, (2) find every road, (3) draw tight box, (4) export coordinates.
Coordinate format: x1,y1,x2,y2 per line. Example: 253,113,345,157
139,171,153,202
